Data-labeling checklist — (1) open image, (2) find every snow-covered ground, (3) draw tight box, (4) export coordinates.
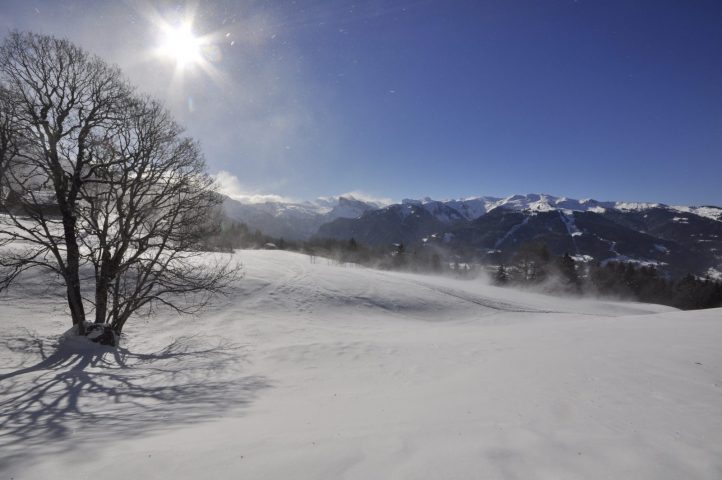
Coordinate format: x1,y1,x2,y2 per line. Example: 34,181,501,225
1,250,721,479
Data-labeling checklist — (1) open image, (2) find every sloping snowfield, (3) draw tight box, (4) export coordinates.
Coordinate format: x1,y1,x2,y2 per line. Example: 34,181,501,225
1,250,721,479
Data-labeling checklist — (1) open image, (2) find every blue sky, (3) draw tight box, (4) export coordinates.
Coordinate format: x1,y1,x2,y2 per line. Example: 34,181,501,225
2,0,721,205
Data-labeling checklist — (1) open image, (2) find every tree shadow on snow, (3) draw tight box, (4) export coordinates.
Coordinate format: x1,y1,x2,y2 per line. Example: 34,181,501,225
0,331,269,470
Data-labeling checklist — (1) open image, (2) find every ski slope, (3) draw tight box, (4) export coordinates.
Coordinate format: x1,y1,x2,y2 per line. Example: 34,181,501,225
1,250,721,479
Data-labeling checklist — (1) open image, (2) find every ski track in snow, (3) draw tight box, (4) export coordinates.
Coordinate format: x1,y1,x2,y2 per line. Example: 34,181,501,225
494,217,529,249
598,237,621,263
1,250,721,480
559,210,581,255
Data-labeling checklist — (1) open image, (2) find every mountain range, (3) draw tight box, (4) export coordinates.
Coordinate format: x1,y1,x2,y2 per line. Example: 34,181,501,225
223,193,722,278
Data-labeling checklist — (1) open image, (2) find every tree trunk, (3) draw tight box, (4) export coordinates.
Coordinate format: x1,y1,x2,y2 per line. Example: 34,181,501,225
94,256,114,324
62,214,86,334
95,277,109,325
111,312,130,340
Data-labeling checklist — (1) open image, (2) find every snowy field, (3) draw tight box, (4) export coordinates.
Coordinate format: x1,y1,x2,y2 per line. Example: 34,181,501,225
1,250,721,479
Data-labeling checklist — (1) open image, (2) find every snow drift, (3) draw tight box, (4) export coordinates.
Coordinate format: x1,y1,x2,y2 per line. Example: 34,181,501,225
1,250,721,479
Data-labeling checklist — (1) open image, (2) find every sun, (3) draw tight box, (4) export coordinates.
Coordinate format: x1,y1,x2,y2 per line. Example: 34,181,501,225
158,22,202,68
143,8,226,90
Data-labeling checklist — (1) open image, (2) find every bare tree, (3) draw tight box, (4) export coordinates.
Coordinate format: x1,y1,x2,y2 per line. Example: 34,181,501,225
0,32,130,334
77,96,237,337
0,85,20,201
0,32,238,345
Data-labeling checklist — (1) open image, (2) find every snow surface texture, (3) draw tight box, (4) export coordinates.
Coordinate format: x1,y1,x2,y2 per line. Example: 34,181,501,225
1,250,721,479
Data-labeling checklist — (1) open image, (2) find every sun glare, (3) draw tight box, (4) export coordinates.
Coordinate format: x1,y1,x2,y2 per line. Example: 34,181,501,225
158,22,202,68
145,8,226,90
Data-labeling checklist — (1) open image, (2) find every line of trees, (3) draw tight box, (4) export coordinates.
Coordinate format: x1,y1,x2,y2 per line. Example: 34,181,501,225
493,242,722,310
586,262,722,310
199,215,722,311
199,213,722,311
0,32,239,345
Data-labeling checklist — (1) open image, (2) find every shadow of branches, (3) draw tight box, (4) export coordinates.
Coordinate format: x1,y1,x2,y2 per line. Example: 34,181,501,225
0,331,269,470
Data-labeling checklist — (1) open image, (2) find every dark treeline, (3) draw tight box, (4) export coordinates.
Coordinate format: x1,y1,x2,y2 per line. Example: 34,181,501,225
493,242,722,311
203,219,722,311
293,237,484,277
586,263,722,310
201,215,480,274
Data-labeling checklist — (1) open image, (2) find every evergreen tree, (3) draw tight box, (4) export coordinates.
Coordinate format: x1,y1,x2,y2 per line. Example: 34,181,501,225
431,253,442,273
514,242,552,283
558,253,580,289
495,265,509,285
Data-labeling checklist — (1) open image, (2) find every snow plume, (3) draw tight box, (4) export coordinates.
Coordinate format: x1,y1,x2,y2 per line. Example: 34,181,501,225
214,172,393,208
335,191,395,208
2,250,718,479
212,171,293,204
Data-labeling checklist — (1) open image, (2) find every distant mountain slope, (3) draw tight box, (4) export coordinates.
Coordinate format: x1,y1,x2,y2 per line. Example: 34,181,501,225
222,195,380,240
316,194,722,278
222,192,721,277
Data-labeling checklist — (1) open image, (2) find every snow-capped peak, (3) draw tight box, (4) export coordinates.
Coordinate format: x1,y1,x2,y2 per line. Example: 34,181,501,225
670,205,722,222
327,196,379,219
393,194,721,224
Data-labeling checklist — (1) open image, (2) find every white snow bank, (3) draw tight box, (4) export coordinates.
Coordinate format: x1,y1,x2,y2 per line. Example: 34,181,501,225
1,250,720,480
